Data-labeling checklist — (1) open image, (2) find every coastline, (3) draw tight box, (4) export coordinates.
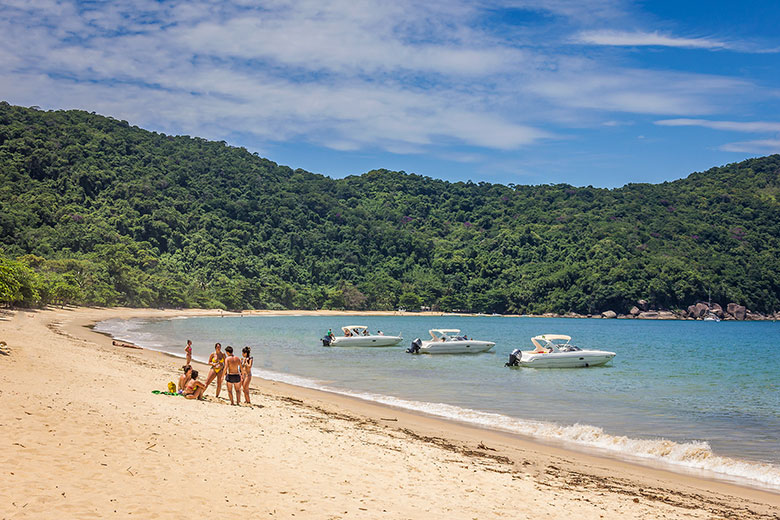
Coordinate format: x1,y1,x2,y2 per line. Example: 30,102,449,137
2,307,779,519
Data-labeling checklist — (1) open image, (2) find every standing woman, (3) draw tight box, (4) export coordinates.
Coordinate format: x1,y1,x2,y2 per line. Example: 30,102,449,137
184,339,193,365
204,343,226,398
241,346,253,404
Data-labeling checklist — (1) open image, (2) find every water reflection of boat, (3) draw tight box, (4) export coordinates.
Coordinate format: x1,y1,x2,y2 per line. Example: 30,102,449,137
322,326,403,347
506,334,615,368
407,329,495,354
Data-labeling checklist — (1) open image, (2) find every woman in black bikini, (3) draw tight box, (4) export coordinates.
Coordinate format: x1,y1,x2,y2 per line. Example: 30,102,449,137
224,346,242,405
240,346,253,404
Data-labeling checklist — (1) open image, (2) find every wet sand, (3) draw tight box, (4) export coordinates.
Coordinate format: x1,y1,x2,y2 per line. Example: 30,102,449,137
1,306,778,519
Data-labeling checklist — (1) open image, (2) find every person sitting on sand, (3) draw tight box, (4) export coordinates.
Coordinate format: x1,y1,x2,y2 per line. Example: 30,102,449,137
183,370,206,400
184,339,192,365
241,346,253,404
178,365,192,393
224,346,242,405
204,343,226,398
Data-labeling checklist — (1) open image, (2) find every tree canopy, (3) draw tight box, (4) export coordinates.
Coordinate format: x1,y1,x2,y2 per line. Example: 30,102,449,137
1,102,778,313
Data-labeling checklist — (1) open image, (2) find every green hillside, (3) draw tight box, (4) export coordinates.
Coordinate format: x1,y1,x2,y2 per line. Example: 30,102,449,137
1,102,778,313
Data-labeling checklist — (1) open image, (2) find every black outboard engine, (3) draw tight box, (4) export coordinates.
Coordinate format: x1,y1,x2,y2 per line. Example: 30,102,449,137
322,336,332,347
406,338,422,354
505,348,522,367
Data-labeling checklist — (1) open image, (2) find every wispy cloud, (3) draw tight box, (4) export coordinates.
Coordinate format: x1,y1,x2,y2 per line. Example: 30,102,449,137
655,118,780,133
0,0,774,175
720,139,780,154
575,30,729,49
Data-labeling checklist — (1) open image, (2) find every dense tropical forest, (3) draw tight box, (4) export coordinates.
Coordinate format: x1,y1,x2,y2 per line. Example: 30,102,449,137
1,102,778,314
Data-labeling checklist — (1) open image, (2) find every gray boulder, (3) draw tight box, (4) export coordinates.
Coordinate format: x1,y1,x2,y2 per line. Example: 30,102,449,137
601,310,617,319
629,306,641,316
637,299,649,311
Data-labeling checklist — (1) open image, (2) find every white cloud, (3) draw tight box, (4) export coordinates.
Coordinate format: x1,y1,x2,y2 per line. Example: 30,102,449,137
655,118,780,133
0,0,772,163
719,139,780,154
575,30,729,50
525,64,748,115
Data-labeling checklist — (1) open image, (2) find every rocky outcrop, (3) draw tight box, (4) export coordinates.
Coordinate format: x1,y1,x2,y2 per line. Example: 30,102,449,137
629,306,640,316
727,303,747,320
691,302,709,318
601,310,617,319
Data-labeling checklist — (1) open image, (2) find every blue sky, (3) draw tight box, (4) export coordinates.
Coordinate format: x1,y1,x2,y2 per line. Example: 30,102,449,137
1,0,779,187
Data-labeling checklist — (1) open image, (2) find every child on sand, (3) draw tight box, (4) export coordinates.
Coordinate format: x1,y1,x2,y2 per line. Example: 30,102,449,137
241,346,253,404
224,346,242,405
183,370,206,400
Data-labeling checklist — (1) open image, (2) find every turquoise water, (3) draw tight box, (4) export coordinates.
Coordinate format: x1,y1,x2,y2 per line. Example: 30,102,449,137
95,315,780,489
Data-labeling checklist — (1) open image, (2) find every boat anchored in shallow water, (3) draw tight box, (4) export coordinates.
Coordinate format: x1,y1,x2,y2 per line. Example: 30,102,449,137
322,326,403,347
506,334,615,368
407,329,495,354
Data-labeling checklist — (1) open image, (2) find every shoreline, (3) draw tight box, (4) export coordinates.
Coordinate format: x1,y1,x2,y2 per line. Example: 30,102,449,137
88,308,780,493
2,306,779,518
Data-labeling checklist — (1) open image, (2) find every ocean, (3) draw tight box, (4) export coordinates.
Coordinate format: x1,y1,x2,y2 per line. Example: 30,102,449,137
94,314,780,490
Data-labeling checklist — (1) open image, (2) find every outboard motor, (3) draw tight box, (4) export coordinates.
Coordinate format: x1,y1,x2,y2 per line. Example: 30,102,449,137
505,348,522,367
322,336,332,347
406,338,422,354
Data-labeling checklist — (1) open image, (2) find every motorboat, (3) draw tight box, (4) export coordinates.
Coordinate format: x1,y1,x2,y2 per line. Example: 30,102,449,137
407,329,495,354
322,326,403,347
506,334,615,368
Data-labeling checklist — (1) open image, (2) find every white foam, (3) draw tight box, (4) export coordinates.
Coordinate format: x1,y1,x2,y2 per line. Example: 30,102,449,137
252,368,780,491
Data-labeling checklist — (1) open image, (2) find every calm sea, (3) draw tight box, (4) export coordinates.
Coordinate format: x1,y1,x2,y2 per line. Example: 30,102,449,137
94,314,780,490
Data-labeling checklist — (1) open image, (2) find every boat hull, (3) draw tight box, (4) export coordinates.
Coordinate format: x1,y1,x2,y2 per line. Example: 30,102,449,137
419,341,495,354
517,350,615,368
327,336,403,347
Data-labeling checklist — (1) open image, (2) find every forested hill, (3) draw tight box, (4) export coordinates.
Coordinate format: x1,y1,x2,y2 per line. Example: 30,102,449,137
1,102,779,314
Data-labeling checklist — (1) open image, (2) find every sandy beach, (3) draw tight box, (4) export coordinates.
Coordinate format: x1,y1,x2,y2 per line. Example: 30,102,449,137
1,307,779,519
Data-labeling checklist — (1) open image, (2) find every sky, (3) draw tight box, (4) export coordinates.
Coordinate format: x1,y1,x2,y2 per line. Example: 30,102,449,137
1,0,779,187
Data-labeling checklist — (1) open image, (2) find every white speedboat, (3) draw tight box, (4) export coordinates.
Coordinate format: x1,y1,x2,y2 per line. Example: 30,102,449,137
407,329,495,354
322,326,403,347
506,334,615,368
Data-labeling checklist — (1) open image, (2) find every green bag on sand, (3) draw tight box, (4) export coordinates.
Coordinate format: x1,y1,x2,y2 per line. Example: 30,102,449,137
152,390,181,396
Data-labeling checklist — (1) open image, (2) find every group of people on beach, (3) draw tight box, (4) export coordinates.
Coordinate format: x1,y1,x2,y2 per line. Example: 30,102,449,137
177,340,254,405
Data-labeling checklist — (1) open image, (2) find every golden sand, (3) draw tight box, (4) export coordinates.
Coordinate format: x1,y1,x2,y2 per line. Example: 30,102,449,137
1,307,778,519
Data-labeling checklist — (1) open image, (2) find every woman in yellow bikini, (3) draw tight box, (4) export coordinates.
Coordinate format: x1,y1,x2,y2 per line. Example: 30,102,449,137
204,343,226,398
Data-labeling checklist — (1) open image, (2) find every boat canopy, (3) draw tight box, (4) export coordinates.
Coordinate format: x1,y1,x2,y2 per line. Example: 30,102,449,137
429,329,461,340
342,325,368,334
531,334,572,350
